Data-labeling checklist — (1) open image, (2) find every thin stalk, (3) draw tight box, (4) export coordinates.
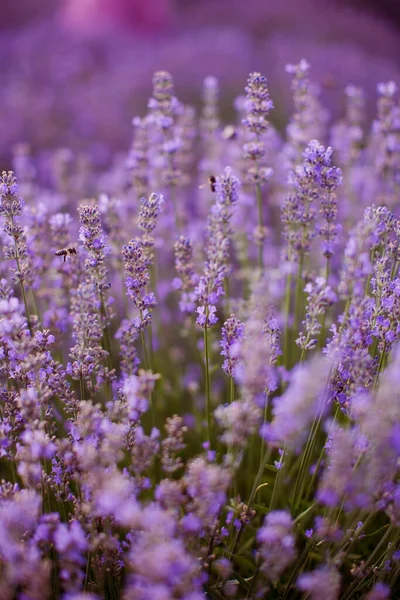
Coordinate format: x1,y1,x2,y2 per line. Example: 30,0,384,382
84,552,92,591
291,411,323,512
11,216,32,334
204,325,211,443
324,256,330,284
30,289,40,324
283,272,292,368
305,406,340,499
245,566,261,599
19,277,32,334
294,254,304,335
249,447,272,508
299,336,310,364
390,258,399,281
269,446,286,510
10,458,17,484
145,320,156,428
339,511,376,564
319,258,330,347
149,258,157,366
391,564,400,586
282,543,314,600
96,274,112,357
230,448,272,557
139,312,150,370
341,524,393,600
98,292,113,401
259,393,272,462
229,376,234,404
79,374,85,401
255,181,264,270
338,296,351,339
373,344,386,389
224,276,230,306
148,323,155,371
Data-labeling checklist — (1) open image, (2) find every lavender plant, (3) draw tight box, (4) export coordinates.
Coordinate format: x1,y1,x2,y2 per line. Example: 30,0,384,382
1,65,400,600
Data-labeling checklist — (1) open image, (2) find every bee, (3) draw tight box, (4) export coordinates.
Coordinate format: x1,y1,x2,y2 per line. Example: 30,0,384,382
55,247,77,262
209,175,217,192
199,175,217,192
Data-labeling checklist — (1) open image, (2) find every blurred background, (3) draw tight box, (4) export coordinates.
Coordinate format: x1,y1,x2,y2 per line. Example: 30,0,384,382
1,0,400,168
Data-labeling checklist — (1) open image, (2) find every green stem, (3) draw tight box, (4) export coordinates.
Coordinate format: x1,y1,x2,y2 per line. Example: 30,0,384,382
11,215,32,334
230,447,271,556
339,296,351,339
282,543,314,600
139,316,150,370
325,256,330,284
341,524,393,600
79,375,85,401
270,446,286,510
294,255,304,336
319,258,331,347
204,325,211,443
245,566,261,600
224,276,230,311
96,275,113,399
305,406,340,499
30,289,40,325
390,259,399,281
148,323,155,371
299,335,311,364
373,344,386,389
229,376,234,404
339,511,376,564
255,181,264,271
291,411,323,512
249,447,272,508
19,278,32,334
283,272,292,369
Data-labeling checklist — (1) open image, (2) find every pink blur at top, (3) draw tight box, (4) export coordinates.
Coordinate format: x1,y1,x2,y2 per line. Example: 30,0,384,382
60,0,172,33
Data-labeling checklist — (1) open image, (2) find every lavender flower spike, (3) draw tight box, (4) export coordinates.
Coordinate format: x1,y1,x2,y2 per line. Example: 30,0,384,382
297,566,341,600
262,356,330,451
0,170,33,329
220,314,244,377
195,166,240,328
122,238,155,330
257,511,297,582
138,192,164,264
173,235,198,315
242,73,274,266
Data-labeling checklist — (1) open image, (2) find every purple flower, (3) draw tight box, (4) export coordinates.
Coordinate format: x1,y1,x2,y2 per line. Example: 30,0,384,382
297,277,337,352
263,356,330,451
174,236,198,315
257,511,297,582
215,398,261,448
195,167,240,329
220,314,244,377
297,567,341,600
122,238,156,332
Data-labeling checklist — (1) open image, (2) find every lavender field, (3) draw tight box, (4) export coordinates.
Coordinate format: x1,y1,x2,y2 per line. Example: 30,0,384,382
1,2,400,599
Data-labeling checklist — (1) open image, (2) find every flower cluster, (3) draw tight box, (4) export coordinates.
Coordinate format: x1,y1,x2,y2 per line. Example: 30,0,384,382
282,139,342,267
195,166,240,328
122,238,156,330
137,192,164,263
173,235,198,314
0,65,400,600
